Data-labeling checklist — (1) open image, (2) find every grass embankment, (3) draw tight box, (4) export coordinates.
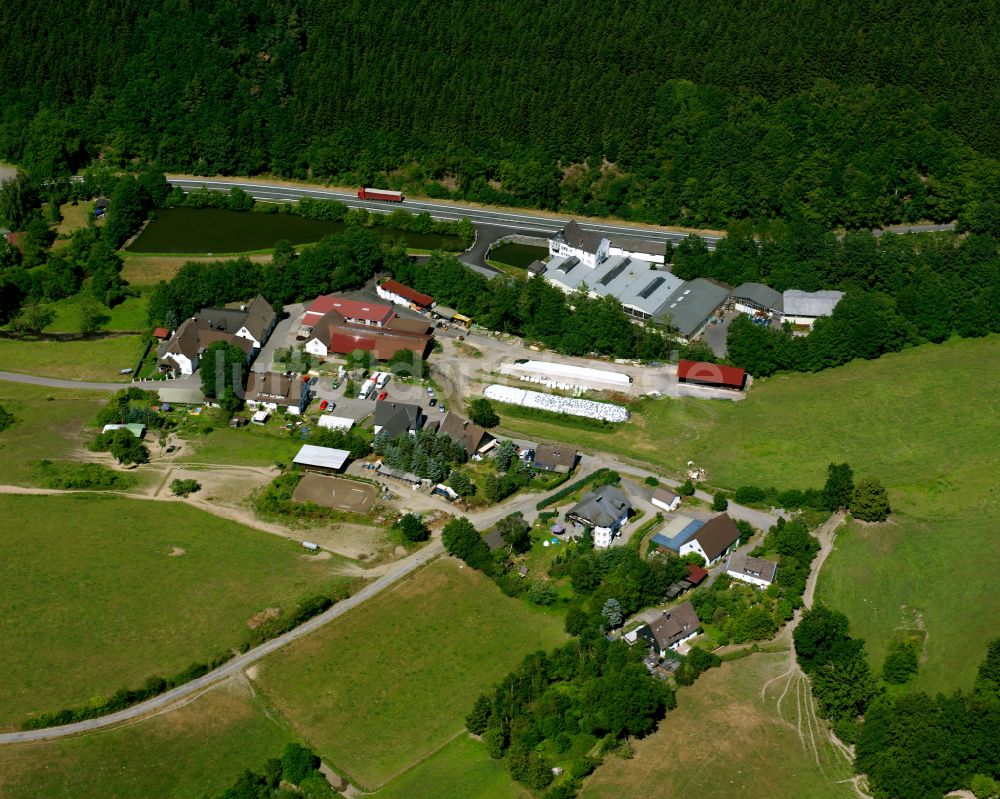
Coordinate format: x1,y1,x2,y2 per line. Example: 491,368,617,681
0,335,144,381
579,653,855,799
252,559,566,790
0,493,354,727
0,680,295,799
500,335,1000,692
0,382,109,485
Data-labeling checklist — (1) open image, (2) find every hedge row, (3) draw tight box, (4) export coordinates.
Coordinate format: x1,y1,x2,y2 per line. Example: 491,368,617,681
535,468,619,511
21,591,346,731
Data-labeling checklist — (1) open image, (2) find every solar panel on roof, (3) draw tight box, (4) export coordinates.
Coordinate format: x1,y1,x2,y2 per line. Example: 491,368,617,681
599,262,628,286
557,257,580,273
638,276,666,299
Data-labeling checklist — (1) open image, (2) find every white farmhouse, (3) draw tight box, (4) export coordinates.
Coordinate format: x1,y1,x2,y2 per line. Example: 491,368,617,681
677,513,741,566
567,484,632,548
726,553,778,589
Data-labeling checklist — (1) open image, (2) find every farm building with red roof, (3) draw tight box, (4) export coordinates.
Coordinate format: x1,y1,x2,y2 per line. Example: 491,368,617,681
377,280,434,310
677,359,746,391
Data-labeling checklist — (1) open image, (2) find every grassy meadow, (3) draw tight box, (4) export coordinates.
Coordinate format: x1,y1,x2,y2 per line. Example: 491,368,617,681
39,291,150,334
501,336,1000,691
0,679,294,799
0,493,354,727
252,559,566,790
373,735,529,799
579,652,855,799
0,335,143,382
0,381,109,485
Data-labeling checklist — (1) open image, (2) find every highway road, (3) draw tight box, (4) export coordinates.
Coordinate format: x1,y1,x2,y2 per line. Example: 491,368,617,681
166,175,725,250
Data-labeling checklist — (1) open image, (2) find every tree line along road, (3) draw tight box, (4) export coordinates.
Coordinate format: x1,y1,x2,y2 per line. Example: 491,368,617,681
164,176,726,249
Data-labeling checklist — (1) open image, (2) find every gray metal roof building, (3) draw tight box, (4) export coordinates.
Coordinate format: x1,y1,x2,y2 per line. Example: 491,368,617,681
732,282,783,314
657,278,731,338
543,254,684,320
782,289,844,318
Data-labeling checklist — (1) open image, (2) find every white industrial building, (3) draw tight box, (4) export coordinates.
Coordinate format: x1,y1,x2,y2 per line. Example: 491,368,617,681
498,359,631,392
292,444,351,473
543,221,729,338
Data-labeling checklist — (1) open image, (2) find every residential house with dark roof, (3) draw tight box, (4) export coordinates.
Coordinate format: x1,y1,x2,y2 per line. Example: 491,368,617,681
195,295,276,349
532,444,578,474
678,513,741,566
245,372,310,415
438,412,496,458
630,601,701,656
568,484,632,549
726,553,778,589
158,318,252,376
373,402,424,438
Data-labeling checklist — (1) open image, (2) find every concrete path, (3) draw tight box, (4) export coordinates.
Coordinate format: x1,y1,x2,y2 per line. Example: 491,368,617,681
0,371,127,391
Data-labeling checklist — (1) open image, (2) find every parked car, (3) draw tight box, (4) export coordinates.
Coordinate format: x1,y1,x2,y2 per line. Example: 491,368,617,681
439,404,446,412
377,390,388,401
318,399,328,410
308,376,318,386
426,386,434,394
429,397,437,407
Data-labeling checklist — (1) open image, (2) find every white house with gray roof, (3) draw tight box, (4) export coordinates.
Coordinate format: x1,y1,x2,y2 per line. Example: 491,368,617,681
567,484,632,548
548,220,667,267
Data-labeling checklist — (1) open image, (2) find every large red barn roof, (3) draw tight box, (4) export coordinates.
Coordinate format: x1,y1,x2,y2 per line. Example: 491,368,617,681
677,359,746,390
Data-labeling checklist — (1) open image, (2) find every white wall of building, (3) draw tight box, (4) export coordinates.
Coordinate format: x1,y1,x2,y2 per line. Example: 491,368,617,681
608,245,665,265
593,526,615,548
726,570,771,589
305,338,328,358
652,495,681,513
781,314,820,327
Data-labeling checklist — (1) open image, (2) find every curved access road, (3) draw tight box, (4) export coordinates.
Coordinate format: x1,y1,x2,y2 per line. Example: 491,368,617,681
0,539,444,744
165,175,725,250
0,371,130,391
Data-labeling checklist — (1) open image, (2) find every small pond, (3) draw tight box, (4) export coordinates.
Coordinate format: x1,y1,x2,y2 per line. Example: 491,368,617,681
488,242,548,269
127,207,464,254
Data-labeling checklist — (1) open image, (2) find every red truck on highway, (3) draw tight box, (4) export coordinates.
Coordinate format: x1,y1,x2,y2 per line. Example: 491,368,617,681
357,187,403,202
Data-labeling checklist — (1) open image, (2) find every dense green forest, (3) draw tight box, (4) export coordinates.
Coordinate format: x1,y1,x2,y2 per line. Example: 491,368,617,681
4,1,1000,228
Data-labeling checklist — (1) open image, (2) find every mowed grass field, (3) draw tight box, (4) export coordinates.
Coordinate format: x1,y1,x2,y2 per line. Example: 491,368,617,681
0,678,294,799
0,381,109,485
579,652,855,799
0,335,143,381
373,735,529,799
502,336,1000,692
252,559,566,790
0,493,354,727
